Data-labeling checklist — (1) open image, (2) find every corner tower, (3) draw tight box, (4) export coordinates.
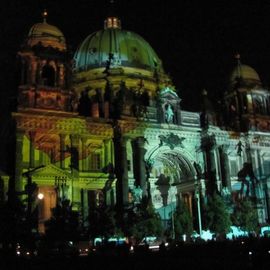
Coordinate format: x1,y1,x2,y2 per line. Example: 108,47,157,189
17,10,73,112
224,54,270,131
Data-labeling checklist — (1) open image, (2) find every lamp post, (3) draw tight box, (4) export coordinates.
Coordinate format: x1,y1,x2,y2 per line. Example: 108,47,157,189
195,180,202,237
171,203,175,240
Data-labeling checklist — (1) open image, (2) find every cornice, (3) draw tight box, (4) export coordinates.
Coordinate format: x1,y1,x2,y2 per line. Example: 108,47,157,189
13,111,113,137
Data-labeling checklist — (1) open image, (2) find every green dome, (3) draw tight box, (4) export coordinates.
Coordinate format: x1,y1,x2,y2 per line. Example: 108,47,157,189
74,27,163,72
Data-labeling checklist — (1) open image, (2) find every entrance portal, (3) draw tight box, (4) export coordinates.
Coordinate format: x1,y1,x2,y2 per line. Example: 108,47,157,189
38,186,57,233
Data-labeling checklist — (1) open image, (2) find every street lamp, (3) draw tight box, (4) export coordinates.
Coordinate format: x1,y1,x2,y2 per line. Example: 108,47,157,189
37,193,44,200
195,180,202,237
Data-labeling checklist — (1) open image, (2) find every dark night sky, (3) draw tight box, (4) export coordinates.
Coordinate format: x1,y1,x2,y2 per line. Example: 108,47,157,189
1,0,270,111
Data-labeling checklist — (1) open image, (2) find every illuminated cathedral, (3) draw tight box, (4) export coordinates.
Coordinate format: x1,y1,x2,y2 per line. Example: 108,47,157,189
1,9,270,233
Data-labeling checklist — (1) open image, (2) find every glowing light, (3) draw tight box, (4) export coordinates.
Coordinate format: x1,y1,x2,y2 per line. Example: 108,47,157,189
149,245,159,250
37,193,44,200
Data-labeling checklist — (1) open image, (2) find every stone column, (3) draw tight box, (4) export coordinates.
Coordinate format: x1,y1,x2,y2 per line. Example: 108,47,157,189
15,131,24,193
70,135,80,171
57,64,61,87
59,134,65,169
219,145,231,190
132,137,147,197
81,137,88,171
70,135,80,204
188,193,193,216
31,61,37,85
114,135,129,207
203,135,218,195
104,139,111,166
29,131,36,168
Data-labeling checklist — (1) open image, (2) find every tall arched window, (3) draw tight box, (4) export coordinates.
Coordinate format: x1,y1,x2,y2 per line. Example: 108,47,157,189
41,64,55,87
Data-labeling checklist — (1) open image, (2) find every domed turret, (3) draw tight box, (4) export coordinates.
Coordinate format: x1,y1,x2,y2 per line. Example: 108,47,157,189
229,54,261,88
17,10,72,112
26,10,66,51
230,64,261,86
224,54,270,132
74,17,163,72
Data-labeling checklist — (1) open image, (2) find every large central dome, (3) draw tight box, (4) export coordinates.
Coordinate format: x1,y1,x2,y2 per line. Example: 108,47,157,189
74,17,163,72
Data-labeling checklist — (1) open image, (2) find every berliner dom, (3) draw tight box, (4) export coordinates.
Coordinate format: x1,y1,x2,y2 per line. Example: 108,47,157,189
1,8,270,238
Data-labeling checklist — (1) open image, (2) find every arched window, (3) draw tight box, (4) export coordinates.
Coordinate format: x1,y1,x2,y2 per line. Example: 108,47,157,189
41,64,55,87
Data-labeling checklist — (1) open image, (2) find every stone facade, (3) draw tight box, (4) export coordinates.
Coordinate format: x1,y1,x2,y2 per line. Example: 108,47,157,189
3,13,270,232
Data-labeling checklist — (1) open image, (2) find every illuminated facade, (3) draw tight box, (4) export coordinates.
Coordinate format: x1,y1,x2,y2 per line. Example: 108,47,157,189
4,12,270,231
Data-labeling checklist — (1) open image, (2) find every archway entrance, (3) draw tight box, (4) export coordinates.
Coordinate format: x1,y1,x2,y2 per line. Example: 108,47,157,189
149,150,196,229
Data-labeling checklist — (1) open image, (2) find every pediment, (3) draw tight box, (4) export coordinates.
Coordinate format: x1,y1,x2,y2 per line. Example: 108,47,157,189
160,87,179,99
29,164,72,179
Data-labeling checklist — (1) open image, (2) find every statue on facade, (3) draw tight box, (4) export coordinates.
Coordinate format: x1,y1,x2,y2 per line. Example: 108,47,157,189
236,140,243,157
131,186,143,204
165,104,174,123
102,162,115,188
64,145,79,170
237,162,259,197
194,162,203,179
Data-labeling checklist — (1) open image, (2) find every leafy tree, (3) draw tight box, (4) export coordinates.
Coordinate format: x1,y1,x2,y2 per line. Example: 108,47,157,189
231,197,258,233
0,196,26,243
45,199,80,240
174,200,193,239
128,198,163,242
87,206,119,241
204,192,232,238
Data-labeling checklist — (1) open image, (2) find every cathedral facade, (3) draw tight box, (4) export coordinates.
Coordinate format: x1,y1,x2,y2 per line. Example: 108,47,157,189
3,11,270,232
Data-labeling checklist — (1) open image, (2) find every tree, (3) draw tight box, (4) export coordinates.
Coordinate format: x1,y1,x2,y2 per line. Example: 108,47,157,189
174,200,193,239
45,199,80,240
231,197,258,233
128,198,163,242
0,196,27,244
87,206,119,241
204,192,232,238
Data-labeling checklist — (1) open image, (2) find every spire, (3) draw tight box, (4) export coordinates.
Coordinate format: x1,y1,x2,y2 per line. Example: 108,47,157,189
108,0,116,17
235,53,242,79
104,0,121,29
42,9,48,23
201,89,214,112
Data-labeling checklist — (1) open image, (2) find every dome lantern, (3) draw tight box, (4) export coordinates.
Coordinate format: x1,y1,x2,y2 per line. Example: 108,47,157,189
104,16,121,29
42,9,48,23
